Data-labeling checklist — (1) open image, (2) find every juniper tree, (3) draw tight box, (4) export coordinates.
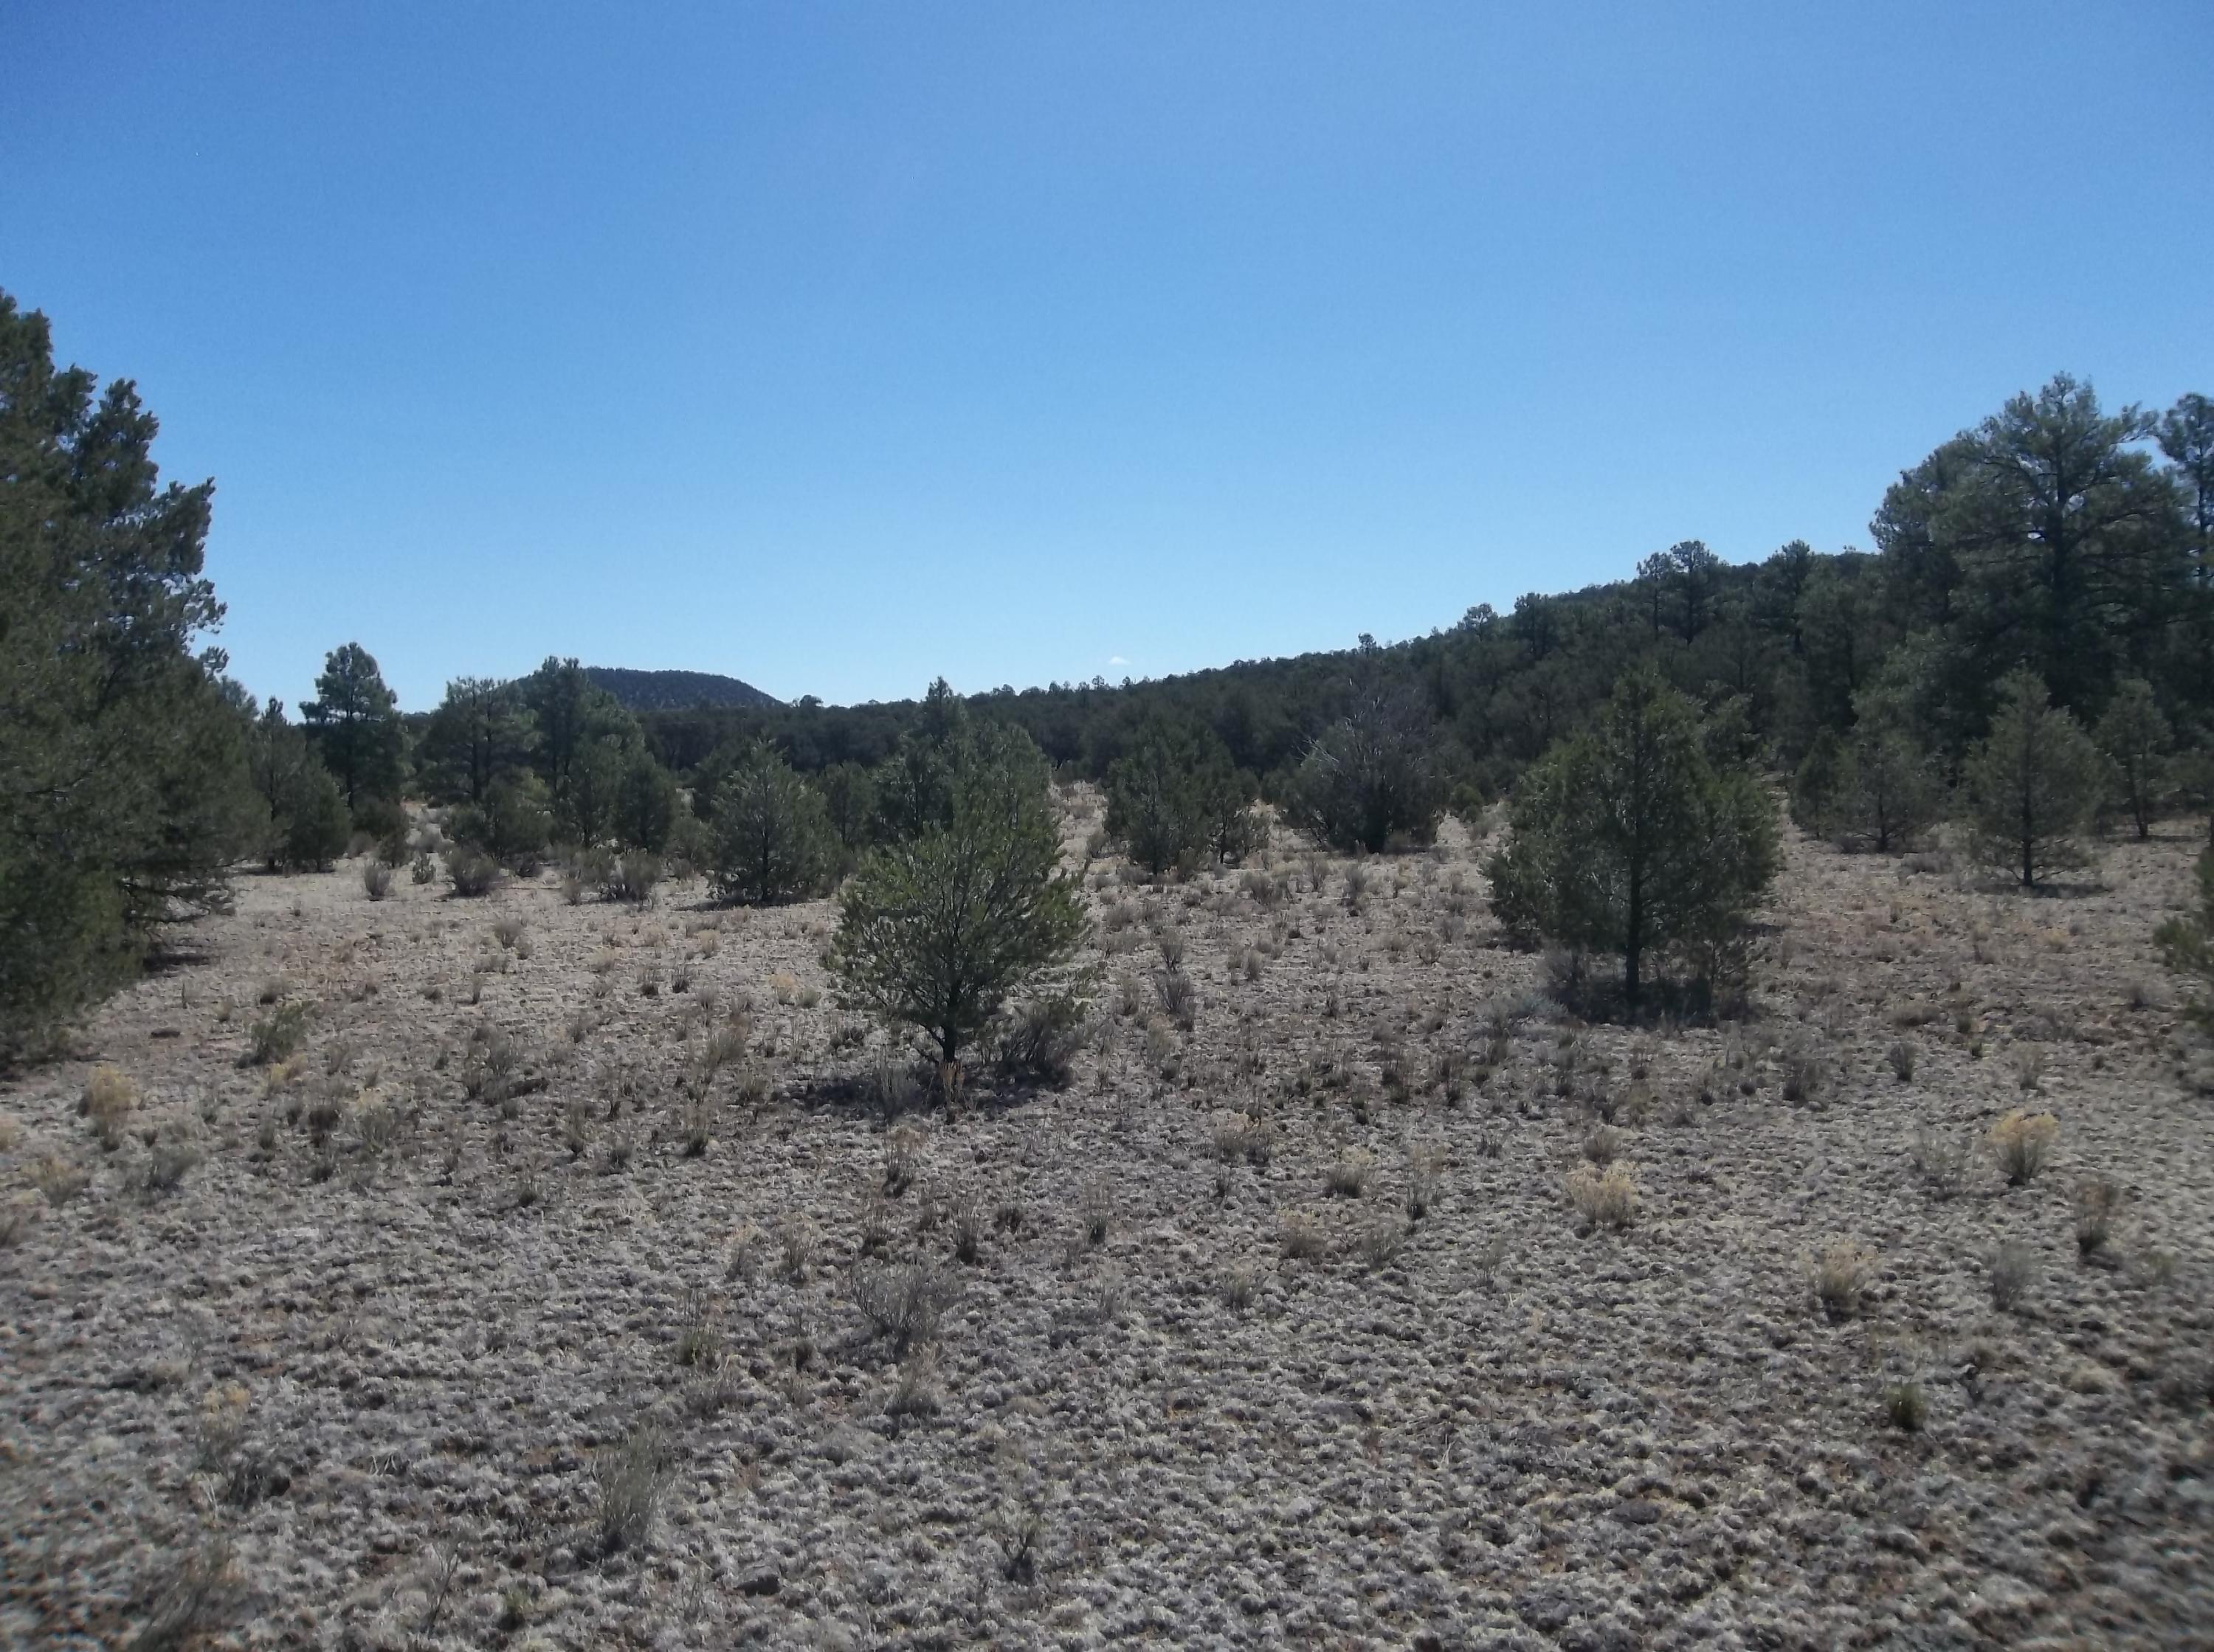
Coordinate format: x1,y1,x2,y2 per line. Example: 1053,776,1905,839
831,718,1086,1068
1106,720,1207,876
1284,666,1445,854
711,742,832,904
1489,669,1778,1007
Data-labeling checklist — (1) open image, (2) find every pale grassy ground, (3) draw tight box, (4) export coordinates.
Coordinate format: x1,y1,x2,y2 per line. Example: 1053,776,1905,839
2,799,2211,1649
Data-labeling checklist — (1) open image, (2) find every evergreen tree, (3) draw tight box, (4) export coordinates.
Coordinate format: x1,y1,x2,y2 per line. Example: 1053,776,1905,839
419,677,534,805
1963,668,2104,886
1489,670,1779,1007
612,745,680,852
2156,846,2214,1028
1875,376,2189,714
2094,677,2172,840
1283,664,1445,854
831,719,1086,1067
303,643,404,812
1105,720,1207,876
0,291,257,1057
711,742,832,904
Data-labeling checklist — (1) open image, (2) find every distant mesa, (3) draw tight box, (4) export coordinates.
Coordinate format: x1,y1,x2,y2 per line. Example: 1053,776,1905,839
584,666,781,711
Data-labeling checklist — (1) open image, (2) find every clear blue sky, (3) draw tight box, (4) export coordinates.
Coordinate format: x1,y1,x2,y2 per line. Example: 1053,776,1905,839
6,3,2209,712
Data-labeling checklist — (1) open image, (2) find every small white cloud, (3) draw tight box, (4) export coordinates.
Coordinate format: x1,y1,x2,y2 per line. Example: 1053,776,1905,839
1108,655,1128,666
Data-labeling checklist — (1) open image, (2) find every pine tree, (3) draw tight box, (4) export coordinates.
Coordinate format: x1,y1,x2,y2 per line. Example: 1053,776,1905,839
303,643,404,812
1963,669,2104,886
0,291,257,1057
2094,677,2172,840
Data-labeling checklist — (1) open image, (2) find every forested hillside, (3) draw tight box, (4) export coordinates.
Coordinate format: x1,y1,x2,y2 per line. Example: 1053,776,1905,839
584,666,779,713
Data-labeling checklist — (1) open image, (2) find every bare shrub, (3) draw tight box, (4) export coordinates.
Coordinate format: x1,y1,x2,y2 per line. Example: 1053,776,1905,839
867,1059,920,1122
1156,969,1198,1027
1909,1124,1970,1199
1581,1124,1624,1166
886,1346,942,1419
993,994,1087,1087
444,845,501,897
1079,1178,1113,1245
852,1262,963,1355
127,1537,246,1652
1218,1262,1258,1312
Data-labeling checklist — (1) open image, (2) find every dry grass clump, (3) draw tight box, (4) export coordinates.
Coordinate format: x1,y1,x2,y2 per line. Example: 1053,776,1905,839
1404,1144,1446,1218
1886,1040,1917,1082
1210,1110,1273,1166
81,1064,137,1149
1353,1212,1407,1269
1780,1035,1826,1104
1882,1378,1928,1433
886,1346,942,1419
33,1155,90,1206
1218,1262,1259,1311
882,1123,923,1195
1810,1242,1871,1321
1581,1124,1624,1166
593,1420,673,1555
852,1262,962,1355
1278,1209,1328,1260
1989,1110,2058,1186
444,845,500,897
360,860,393,900
1323,1147,1375,1197
142,1136,204,1195
2073,1176,2121,1256
1566,1163,1636,1231
1079,1178,1113,1245
1989,1241,2036,1313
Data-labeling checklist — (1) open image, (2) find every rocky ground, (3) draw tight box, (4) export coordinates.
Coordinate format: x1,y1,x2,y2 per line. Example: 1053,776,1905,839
4,795,2213,1650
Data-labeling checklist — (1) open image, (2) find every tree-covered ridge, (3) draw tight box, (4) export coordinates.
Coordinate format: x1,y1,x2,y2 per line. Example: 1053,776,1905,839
634,376,2214,818
584,666,780,713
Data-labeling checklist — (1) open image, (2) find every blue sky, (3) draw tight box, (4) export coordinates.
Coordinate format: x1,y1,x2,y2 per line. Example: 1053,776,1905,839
6,3,2209,711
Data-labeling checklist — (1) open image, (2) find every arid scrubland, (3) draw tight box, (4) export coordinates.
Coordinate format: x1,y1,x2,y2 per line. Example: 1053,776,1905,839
4,795,2213,1650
